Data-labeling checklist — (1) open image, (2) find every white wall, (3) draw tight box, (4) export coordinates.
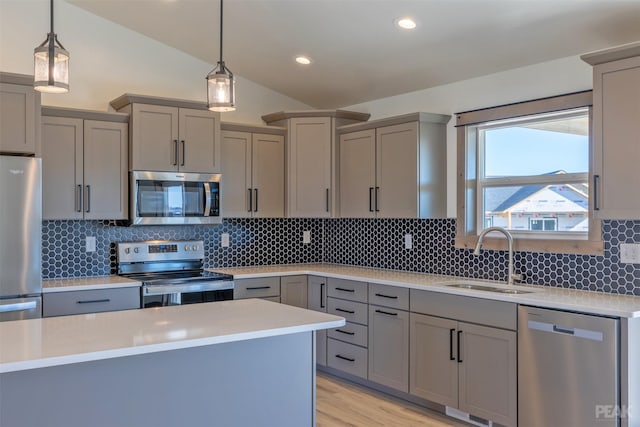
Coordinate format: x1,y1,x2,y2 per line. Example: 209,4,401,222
344,56,594,217
0,0,309,123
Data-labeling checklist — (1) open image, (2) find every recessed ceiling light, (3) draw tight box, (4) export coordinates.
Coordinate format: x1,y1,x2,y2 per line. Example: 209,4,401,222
396,17,417,30
295,56,312,65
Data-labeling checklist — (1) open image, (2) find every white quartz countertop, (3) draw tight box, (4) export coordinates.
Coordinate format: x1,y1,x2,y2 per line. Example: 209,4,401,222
42,276,141,293
0,299,344,373
209,264,640,318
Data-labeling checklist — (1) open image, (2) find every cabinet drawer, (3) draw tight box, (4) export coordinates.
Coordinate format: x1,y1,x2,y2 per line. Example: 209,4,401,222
328,297,368,325
328,278,367,302
234,277,280,299
327,338,368,379
43,287,140,317
368,283,409,310
410,289,516,330
328,321,368,347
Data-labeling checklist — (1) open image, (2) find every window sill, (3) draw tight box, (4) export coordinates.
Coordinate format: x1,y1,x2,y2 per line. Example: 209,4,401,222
455,235,604,256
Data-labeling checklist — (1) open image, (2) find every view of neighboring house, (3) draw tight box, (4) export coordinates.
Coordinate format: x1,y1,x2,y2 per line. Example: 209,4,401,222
485,173,589,232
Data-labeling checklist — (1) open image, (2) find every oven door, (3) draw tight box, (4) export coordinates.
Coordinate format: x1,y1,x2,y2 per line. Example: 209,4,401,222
131,171,221,225
142,281,234,308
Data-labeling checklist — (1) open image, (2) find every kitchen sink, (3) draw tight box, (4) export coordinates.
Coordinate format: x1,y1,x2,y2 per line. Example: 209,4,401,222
445,282,535,294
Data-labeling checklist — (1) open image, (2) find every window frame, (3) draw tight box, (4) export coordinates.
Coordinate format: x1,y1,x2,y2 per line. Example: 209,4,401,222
455,91,603,255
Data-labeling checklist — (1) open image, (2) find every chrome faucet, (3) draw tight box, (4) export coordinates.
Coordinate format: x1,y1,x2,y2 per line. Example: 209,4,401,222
473,226,521,285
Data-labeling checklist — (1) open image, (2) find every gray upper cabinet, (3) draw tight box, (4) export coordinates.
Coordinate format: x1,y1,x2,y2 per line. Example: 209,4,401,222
582,44,640,219
0,73,41,155
262,110,370,217
338,113,450,218
280,275,308,309
110,95,221,173
42,108,128,220
221,124,285,218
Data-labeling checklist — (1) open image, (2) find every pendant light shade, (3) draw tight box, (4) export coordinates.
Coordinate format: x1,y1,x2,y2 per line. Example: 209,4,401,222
34,0,69,93
207,0,235,112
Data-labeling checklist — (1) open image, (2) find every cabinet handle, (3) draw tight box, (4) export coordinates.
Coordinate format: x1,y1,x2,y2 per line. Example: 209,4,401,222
246,286,271,291
320,283,325,309
254,188,258,212
85,185,91,213
369,187,374,212
457,330,463,363
374,293,398,299
77,299,110,304
335,307,355,314
180,140,186,166
247,188,253,212
593,174,600,211
335,329,355,336
335,354,355,362
335,287,355,293
449,328,456,361
172,139,178,166
75,184,82,212
325,188,330,212
375,186,380,212
375,309,398,316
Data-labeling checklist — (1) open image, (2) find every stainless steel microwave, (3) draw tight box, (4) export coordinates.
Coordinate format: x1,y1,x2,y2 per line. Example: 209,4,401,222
130,171,221,225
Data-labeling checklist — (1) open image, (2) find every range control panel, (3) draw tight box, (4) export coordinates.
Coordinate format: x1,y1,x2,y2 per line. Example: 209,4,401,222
117,240,205,263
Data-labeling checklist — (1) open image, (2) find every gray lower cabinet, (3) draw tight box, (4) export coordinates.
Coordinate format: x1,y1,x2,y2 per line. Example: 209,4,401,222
43,287,140,317
409,289,517,427
327,337,368,379
307,275,328,366
280,275,308,308
368,305,409,392
233,277,280,301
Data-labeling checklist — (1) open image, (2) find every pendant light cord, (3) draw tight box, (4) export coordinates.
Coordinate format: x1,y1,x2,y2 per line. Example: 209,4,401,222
50,0,54,34
219,0,223,64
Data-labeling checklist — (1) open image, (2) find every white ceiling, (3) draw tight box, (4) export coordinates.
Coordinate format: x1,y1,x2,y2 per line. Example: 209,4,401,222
68,0,640,109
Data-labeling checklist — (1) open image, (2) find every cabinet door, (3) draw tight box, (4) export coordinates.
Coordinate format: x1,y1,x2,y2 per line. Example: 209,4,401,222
0,83,36,154
368,305,409,392
42,116,84,220
220,130,252,217
307,275,327,366
131,104,178,171
288,117,332,217
458,322,516,427
178,108,220,173
339,129,376,217
409,312,458,408
280,275,308,308
376,122,419,218
593,56,640,218
83,120,128,220
252,133,285,217
233,277,280,300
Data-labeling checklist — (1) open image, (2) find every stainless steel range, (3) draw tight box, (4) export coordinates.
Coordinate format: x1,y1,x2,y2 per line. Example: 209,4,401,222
117,240,234,308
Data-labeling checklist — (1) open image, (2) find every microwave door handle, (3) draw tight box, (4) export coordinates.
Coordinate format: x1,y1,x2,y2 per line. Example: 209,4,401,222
203,182,212,217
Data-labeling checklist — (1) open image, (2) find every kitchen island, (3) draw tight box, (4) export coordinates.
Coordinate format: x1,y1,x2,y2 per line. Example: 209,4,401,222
0,299,345,427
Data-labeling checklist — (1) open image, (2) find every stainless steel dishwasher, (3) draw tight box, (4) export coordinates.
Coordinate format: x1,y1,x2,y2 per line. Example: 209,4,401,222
518,306,619,427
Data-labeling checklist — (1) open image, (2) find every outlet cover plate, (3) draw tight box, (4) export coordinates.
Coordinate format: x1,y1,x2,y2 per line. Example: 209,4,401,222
221,233,230,248
86,236,96,253
303,231,311,244
620,243,640,264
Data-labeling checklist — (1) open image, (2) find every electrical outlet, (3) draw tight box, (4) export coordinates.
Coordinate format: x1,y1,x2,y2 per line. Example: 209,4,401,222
85,236,96,253
404,234,413,250
221,233,230,248
620,243,640,264
303,231,311,244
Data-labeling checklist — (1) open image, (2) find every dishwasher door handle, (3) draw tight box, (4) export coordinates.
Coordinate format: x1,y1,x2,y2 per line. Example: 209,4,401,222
528,320,604,342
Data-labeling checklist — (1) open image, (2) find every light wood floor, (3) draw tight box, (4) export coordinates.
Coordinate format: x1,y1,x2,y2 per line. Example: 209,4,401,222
316,372,468,427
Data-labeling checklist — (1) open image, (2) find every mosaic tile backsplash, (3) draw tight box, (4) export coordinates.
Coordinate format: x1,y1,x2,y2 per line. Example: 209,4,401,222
42,218,640,296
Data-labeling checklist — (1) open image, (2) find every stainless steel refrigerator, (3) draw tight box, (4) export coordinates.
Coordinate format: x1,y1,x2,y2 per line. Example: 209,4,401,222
0,155,42,321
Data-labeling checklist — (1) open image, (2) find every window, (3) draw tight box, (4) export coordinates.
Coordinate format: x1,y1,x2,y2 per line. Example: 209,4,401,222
456,91,603,255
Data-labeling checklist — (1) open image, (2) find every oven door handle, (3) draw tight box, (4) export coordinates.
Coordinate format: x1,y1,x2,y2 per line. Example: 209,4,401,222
144,281,235,296
203,182,212,217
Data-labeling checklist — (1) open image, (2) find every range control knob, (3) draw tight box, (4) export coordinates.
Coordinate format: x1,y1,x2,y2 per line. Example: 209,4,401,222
133,247,139,254
184,245,190,251
124,248,130,254
193,245,199,251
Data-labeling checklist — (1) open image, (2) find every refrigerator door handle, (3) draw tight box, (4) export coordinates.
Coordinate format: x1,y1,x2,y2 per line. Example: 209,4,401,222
0,301,37,313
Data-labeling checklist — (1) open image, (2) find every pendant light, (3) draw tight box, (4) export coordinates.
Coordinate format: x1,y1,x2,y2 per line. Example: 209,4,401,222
207,0,235,112
34,0,69,93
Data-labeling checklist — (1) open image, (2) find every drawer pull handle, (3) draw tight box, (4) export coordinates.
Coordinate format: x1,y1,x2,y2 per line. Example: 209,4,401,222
246,286,271,291
77,299,111,304
335,329,355,336
335,308,355,314
335,287,355,293
335,354,355,362
374,293,398,299
375,309,398,316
